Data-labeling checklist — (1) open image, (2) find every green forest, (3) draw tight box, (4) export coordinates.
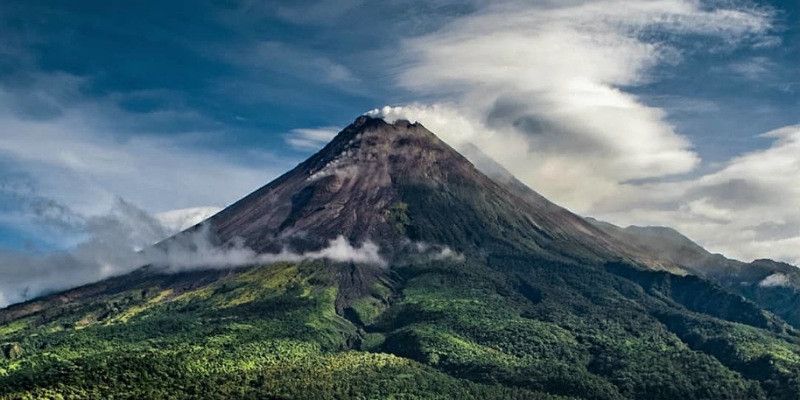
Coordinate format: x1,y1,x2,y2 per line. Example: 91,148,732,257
2,254,799,399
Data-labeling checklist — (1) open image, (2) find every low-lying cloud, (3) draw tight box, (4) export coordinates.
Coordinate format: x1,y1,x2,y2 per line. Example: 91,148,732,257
0,198,171,307
0,199,385,308
146,226,386,273
759,273,791,288
155,206,222,233
407,241,465,263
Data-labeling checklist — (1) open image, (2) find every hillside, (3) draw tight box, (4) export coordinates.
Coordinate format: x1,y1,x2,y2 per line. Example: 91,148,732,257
1,117,800,399
589,219,800,328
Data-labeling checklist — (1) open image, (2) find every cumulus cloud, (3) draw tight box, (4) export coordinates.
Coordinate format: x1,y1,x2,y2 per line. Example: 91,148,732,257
285,127,339,151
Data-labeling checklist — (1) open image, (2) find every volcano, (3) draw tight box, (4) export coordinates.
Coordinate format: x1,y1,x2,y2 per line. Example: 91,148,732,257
1,116,800,400
203,116,671,268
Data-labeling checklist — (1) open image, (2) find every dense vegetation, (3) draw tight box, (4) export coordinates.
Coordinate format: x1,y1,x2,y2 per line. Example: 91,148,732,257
0,262,553,399
2,119,800,398
2,254,800,399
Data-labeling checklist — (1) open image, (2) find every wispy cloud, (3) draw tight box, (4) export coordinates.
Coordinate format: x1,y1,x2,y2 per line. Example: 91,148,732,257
0,197,385,308
382,0,776,210
285,127,340,151
368,0,800,265
0,73,285,217
728,56,775,80
221,41,361,88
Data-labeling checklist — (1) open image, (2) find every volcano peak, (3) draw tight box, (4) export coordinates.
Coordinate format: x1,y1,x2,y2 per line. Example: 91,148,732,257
201,114,665,269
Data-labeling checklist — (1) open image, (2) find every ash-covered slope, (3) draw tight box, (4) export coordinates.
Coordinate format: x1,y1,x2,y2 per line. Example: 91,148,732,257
204,116,664,268
457,142,684,273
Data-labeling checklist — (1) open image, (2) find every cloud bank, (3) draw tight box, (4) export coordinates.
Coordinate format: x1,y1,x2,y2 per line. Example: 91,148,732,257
369,0,799,265
0,198,170,307
0,73,284,219
143,226,386,272
598,125,800,266
0,199,385,308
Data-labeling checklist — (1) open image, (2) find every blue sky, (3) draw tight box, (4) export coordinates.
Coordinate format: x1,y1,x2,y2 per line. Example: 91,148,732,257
3,1,788,163
0,0,799,304
634,0,799,164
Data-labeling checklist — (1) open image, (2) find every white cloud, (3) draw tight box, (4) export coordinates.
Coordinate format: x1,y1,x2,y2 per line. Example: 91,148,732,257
0,75,283,219
300,235,384,266
155,206,222,233
367,100,697,212
143,226,385,273
379,0,773,211
729,56,774,80
366,0,800,265
285,127,340,151
0,199,386,308
0,0,795,307
596,125,800,265
0,198,170,307
404,240,465,263
222,41,361,89
759,273,790,288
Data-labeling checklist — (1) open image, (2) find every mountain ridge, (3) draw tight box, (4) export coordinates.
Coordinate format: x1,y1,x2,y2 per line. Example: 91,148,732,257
194,116,679,271
1,115,800,399
588,218,800,326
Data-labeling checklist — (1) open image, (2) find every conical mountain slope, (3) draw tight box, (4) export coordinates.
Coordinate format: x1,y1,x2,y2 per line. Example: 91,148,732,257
204,116,666,268
1,115,800,400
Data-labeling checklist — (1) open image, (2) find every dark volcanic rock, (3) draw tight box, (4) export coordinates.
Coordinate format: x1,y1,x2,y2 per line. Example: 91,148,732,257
200,116,667,268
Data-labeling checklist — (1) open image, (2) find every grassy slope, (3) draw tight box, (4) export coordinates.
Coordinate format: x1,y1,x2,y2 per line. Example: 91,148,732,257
379,259,800,400
2,256,800,399
2,181,800,399
0,262,552,400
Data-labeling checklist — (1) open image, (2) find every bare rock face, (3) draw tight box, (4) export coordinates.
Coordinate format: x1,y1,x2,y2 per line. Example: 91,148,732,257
198,116,670,268
207,116,458,252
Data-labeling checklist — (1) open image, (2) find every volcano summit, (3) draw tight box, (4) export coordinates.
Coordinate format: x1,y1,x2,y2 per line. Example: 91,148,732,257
1,116,800,399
